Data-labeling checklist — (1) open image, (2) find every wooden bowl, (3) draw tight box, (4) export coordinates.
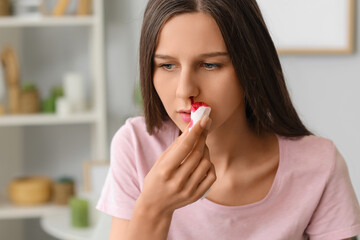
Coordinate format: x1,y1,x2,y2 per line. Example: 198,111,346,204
8,176,52,205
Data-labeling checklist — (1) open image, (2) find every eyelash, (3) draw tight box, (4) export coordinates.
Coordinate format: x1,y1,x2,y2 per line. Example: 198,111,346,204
202,63,221,70
159,64,175,70
158,63,221,71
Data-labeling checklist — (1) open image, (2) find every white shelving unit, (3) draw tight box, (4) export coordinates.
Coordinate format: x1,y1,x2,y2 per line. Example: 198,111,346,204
0,112,97,127
0,0,106,239
0,16,95,27
0,197,66,219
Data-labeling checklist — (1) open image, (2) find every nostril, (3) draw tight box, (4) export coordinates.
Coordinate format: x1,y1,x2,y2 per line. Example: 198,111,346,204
190,97,194,104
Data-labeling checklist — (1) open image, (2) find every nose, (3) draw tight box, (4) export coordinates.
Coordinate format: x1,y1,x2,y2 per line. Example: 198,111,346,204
176,66,199,99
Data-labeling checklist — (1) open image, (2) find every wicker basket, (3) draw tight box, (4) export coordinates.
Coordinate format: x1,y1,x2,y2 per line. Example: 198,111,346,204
53,181,74,205
0,0,10,16
20,90,40,114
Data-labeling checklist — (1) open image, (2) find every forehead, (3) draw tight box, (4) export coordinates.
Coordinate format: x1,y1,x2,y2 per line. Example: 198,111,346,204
155,12,227,55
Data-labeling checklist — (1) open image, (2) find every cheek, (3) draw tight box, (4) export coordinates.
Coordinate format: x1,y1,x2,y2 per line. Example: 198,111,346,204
207,75,244,123
153,73,176,112
153,71,167,101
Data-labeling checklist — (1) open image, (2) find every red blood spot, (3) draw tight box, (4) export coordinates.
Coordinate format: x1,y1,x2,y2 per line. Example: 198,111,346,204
191,102,210,112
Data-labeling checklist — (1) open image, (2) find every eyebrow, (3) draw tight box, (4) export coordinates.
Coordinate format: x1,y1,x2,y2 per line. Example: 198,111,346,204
154,52,229,59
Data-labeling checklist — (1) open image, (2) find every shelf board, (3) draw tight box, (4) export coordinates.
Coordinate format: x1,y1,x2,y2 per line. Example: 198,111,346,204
0,16,95,28
40,208,95,240
0,112,97,127
0,200,67,219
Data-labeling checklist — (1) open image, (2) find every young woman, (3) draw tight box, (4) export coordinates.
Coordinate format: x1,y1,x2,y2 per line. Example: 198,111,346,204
97,0,360,239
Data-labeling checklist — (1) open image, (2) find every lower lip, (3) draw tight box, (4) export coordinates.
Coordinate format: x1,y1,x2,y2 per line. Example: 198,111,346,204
180,112,191,122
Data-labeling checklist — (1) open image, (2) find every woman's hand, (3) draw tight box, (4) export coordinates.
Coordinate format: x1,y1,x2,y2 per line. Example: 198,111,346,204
136,116,216,216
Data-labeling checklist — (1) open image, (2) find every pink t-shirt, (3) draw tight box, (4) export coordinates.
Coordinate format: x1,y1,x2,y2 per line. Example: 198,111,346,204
97,117,360,240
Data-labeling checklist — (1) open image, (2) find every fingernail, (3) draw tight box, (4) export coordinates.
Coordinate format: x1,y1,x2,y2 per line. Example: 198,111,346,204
200,116,209,128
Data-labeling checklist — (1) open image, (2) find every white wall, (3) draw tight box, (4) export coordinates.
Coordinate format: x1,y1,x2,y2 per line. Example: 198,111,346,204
104,0,147,135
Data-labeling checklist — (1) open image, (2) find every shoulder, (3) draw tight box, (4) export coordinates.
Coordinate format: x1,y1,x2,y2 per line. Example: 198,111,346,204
111,116,178,150
282,135,336,159
112,116,147,141
280,135,338,177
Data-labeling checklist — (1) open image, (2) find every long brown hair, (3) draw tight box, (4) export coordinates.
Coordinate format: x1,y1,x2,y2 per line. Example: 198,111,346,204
139,0,312,137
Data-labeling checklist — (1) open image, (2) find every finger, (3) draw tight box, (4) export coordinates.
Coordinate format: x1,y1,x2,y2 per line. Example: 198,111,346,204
158,121,191,160
165,116,210,169
182,155,213,196
193,164,216,200
168,121,191,147
176,132,207,181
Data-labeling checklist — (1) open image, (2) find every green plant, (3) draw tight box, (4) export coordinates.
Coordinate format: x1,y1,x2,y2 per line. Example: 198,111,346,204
22,82,37,92
51,86,64,99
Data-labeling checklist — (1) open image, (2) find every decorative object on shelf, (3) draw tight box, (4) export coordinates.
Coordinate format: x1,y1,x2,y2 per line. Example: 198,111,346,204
42,85,64,113
70,197,89,228
42,96,55,113
0,0,11,16
257,0,355,55
53,177,75,205
83,161,109,193
52,0,70,16
52,85,64,99
39,0,54,16
56,96,71,116
63,72,86,113
0,62,5,115
76,0,91,15
12,0,42,17
0,46,21,114
19,82,40,114
8,176,52,205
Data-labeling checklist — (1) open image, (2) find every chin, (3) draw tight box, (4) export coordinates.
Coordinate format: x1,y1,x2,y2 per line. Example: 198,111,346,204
169,117,184,132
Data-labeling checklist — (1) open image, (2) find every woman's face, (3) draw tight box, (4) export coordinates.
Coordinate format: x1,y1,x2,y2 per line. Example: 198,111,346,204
153,12,244,132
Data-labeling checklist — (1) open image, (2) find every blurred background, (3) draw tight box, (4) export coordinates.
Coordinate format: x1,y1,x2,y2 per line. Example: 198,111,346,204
0,0,359,239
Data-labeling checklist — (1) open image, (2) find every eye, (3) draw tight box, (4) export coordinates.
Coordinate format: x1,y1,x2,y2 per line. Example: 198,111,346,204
203,63,220,70
159,64,175,70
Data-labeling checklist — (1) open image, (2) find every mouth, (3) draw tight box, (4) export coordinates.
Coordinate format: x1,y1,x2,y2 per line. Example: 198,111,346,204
178,101,211,124
178,109,191,122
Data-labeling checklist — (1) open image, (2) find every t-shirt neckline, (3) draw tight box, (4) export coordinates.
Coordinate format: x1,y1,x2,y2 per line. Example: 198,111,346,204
196,134,286,213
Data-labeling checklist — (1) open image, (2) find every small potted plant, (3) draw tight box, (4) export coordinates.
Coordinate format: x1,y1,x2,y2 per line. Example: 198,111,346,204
19,81,40,114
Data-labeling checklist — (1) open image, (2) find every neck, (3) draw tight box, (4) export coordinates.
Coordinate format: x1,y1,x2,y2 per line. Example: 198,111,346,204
206,110,277,172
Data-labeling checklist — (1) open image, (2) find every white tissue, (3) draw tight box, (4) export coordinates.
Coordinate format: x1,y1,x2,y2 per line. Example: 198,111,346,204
189,106,211,132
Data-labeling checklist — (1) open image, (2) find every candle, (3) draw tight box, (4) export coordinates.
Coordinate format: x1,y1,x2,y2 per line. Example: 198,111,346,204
70,197,89,228
56,97,71,116
63,72,86,113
